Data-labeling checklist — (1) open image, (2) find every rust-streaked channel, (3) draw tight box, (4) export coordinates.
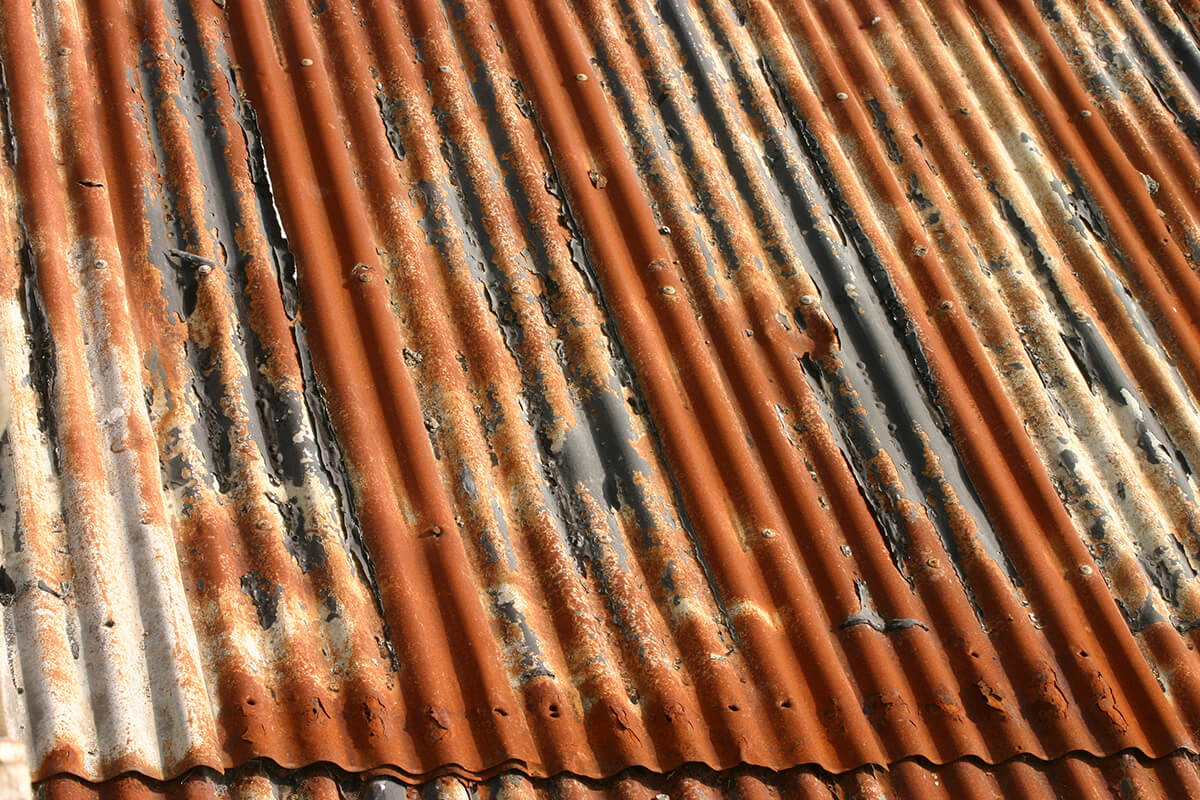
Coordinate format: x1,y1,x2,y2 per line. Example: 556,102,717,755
1,0,1199,794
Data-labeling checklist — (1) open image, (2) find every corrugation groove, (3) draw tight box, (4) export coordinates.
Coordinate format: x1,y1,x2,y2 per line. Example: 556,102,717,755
0,0,1199,794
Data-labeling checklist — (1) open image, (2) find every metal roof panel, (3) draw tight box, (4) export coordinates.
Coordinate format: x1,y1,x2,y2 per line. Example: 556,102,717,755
0,0,1199,793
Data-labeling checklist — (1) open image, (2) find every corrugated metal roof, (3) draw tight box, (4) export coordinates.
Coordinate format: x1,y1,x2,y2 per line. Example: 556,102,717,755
32,751,1200,800
1,0,1200,794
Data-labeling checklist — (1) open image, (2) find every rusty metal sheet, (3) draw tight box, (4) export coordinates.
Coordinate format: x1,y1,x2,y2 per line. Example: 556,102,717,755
35,752,1200,800
1,0,1200,793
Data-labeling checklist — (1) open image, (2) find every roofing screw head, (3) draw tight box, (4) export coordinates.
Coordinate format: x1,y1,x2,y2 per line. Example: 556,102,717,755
300,58,314,67
835,91,849,101
926,557,940,569
575,73,588,82
439,65,452,73
1079,564,1093,576
939,300,953,311
761,528,777,539
660,286,676,296
799,294,816,306
94,258,108,270
1080,109,1092,118
869,16,881,25
959,106,970,115
658,225,671,235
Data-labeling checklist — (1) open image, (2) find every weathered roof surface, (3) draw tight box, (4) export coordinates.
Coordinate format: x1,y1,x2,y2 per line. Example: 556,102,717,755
1,0,1200,795
33,751,1200,800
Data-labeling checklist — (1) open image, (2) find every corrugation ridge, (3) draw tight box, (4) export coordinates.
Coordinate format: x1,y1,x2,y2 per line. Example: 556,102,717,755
671,0,1012,587
5,0,441,778
296,0,586,764
225,0,796,777
74,0,264,776
1045,1,1200,237
458,0,787,762
386,1,650,762
940,0,1200,671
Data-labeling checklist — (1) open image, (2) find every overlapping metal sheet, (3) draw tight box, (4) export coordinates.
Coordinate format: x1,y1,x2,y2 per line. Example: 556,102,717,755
1,0,1200,795
32,751,1200,800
